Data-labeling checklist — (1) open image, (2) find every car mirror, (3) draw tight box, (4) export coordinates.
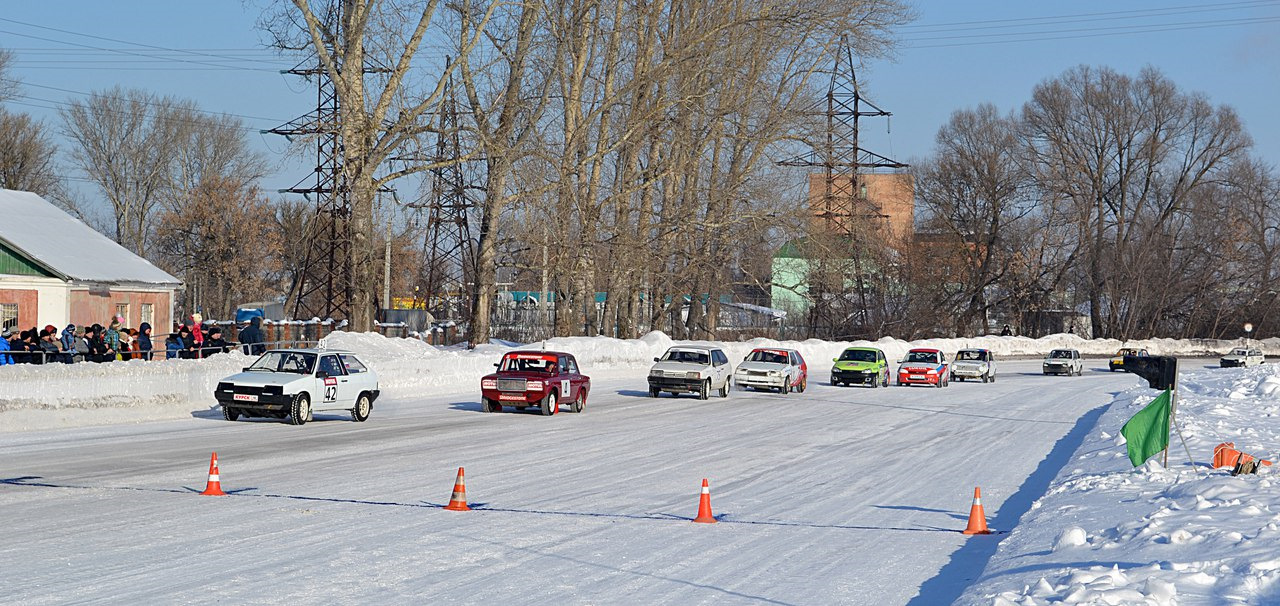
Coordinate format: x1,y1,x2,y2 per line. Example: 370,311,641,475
832,358,838,362
241,367,250,372
653,357,660,362
316,371,328,379
493,362,500,367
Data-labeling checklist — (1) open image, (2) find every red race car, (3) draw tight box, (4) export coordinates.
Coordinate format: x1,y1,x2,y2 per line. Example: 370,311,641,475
480,351,590,416
896,348,950,387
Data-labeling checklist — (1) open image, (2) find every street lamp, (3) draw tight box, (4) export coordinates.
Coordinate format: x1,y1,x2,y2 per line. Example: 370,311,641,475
1244,322,1254,346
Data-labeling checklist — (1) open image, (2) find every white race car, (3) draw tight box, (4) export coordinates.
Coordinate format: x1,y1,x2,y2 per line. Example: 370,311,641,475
1220,347,1264,368
951,348,997,383
734,347,808,394
214,348,381,424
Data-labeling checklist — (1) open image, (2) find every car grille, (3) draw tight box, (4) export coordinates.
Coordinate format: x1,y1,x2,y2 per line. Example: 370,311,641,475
497,378,526,392
747,370,768,376
219,384,283,396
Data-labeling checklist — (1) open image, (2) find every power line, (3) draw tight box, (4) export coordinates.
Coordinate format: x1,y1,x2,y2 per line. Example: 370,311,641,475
904,15,1280,49
0,16,288,65
900,0,1280,31
1,78,287,123
903,14,1280,43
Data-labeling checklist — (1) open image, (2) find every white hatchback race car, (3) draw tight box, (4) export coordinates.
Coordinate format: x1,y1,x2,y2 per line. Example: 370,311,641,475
1220,347,1264,368
734,347,808,394
950,348,997,383
214,348,381,425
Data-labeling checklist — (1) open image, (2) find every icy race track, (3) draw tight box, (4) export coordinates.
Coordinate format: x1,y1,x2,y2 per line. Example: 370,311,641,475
0,360,1143,604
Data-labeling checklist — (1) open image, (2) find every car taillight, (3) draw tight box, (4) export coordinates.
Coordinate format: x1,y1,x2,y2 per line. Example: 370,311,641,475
526,380,545,391
482,379,497,389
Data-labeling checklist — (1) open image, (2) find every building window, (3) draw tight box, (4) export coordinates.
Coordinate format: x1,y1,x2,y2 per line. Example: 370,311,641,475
0,303,16,331
141,303,154,326
115,303,129,325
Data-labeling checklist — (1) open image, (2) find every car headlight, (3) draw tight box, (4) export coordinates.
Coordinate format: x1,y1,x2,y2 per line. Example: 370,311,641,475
526,380,544,391
926,369,937,374
685,371,701,380
650,369,664,377
767,370,781,377
482,379,497,389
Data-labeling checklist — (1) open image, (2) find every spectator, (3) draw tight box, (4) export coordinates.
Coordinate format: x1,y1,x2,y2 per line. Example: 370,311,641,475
1000,324,1013,337
165,331,184,359
177,325,197,359
60,324,77,359
86,325,110,363
203,326,230,355
18,329,39,363
120,325,134,358
137,322,154,361
239,316,265,355
0,327,13,365
104,320,121,361
73,327,90,363
189,314,204,357
38,328,60,364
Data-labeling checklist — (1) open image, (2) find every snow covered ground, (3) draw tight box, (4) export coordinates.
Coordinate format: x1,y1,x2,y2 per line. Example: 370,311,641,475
958,363,1280,605
2,331,1278,604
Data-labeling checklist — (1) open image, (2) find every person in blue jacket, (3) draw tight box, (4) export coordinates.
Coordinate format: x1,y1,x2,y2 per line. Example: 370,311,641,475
165,332,184,359
137,322,154,360
0,327,13,365
60,324,77,363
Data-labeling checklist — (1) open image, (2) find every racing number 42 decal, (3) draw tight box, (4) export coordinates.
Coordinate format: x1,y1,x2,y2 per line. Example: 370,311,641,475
323,377,338,402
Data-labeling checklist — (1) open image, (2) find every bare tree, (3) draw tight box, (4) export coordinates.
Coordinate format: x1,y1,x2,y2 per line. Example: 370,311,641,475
0,110,60,197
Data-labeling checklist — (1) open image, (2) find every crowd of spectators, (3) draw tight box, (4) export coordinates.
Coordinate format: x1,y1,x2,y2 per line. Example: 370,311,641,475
0,315,266,365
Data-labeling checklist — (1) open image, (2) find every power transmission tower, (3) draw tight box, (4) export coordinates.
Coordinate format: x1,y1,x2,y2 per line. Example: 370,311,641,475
779,36,907,338
266,4,389,322
413,63,475,323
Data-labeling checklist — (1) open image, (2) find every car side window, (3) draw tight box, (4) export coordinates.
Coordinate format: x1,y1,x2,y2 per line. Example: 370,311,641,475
339,354,367,374
319,354,345,376
565,356,579,374
712,350,726,366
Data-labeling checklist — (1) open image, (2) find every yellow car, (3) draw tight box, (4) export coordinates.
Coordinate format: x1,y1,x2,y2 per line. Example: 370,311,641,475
1109,347,1149,372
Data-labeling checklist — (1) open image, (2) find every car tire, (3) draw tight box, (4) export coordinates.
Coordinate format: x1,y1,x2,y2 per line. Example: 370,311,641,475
719,378,730,398
797,378,806,393
868,376,877,389
649,387,659,398
482,398,501,413
698,379,710,401
572,389,586,413
289,393,310,426
351,394,372,422
781,377,790,395
541,391,558,416
222,406,240,422
833,379,842,387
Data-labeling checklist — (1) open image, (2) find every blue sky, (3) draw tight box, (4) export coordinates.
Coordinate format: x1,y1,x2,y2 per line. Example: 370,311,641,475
2,0,1277,199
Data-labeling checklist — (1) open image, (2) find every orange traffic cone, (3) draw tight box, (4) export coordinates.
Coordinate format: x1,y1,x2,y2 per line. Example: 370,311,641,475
199,452,226,496
962,486,991,535
692,478,717,523
443,467,470,511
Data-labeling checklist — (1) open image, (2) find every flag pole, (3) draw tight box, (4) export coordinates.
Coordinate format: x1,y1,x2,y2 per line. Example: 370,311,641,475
1163,359,1180,468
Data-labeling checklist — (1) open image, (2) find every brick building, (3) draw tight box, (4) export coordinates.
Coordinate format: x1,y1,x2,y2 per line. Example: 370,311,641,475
0,189,181,332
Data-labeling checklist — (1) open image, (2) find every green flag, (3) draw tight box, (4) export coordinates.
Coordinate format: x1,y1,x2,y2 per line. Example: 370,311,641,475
1120,389,1172,466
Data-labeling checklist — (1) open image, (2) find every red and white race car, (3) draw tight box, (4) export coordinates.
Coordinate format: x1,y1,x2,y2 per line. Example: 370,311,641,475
896,348,950,387
480,351,590,415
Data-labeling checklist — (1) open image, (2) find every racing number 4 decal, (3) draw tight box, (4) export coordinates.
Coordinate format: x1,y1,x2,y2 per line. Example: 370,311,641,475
561,379,570,398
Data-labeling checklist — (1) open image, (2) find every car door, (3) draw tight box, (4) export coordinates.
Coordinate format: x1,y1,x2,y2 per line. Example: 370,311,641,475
555,355,576,402
315,353,349,410
712,350,729,387
565,355,587,400
339,354,374,398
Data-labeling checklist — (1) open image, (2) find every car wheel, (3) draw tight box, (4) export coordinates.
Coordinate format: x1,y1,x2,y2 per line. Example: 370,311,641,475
990,373,996,383
832,379,841,387
222,406,240,422
797,378,806,393
719,378,730,398
649,387,659,398
781,377,790,395
482,398,502,413
289,393,310,426
351,394,372,422
540,391,558,416
572,388,587,413
881,373,889,388
868,375,877,389
698,379,710,400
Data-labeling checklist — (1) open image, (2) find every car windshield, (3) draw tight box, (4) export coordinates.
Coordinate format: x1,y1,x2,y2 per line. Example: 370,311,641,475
839,349,877,363
662,350,710,365
747,350,789,364
1117,349,1138,356
501,356,557,373
1229,348,1249,356
905,351,938,364
248,351,316,374
1049,350,1073,359
957,350,985,361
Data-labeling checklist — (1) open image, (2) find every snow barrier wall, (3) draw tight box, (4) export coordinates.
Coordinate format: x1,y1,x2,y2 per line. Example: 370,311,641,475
1,331,1277,432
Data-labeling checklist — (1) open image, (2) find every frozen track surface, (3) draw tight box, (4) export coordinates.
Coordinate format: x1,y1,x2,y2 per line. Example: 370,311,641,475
0,361,1142,604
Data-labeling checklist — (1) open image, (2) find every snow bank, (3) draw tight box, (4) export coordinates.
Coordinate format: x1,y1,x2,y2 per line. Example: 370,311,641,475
960,364,1280,605
1,331,1276,433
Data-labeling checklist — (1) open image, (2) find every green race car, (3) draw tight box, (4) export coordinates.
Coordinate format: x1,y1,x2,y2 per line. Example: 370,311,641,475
831,347,890,388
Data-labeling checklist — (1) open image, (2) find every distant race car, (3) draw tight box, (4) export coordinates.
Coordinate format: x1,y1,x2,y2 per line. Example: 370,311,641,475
830,346,889,388
897,348,950,387
734,347,807,394
214,348,380,424
480,351,590,415
647,346,733,399
951,348,997,383
1220,347,1264,368
1109,348,1149,372
1043,349,1083,376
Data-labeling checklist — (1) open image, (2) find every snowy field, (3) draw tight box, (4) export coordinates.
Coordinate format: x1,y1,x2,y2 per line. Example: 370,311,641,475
959,363,1280,606
1,332,1277,604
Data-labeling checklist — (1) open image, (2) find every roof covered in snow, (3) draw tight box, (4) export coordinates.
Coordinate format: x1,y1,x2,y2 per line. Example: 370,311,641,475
0,189,180,286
